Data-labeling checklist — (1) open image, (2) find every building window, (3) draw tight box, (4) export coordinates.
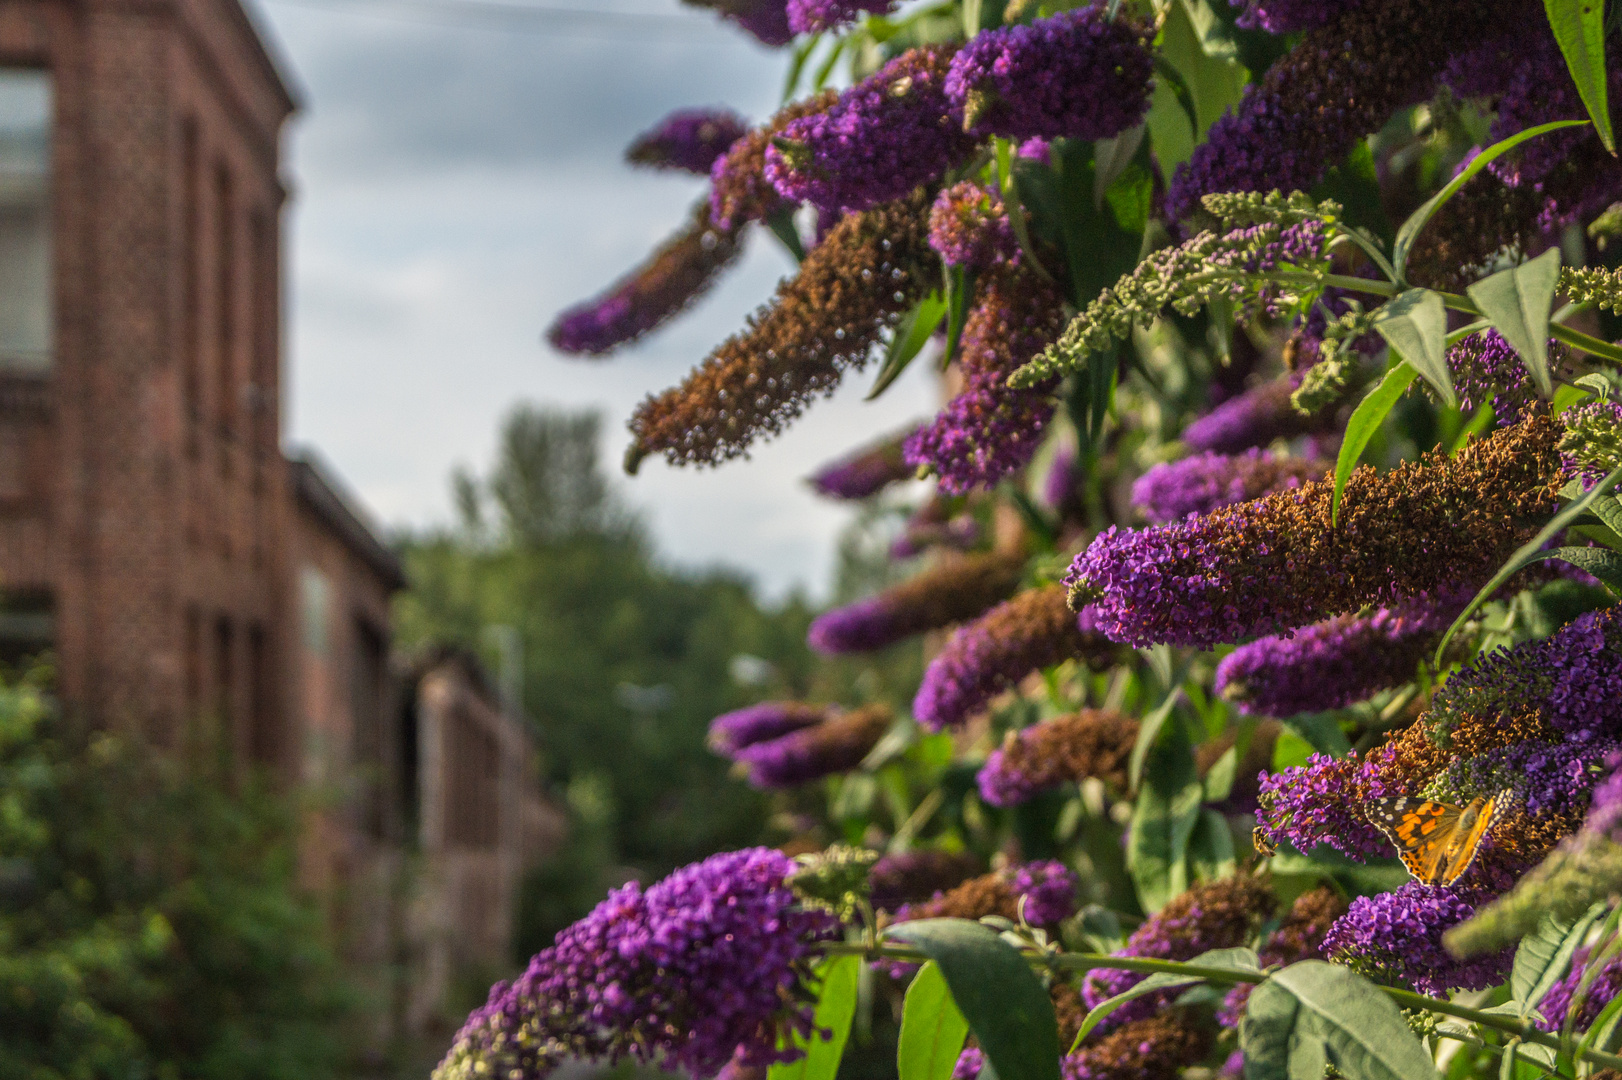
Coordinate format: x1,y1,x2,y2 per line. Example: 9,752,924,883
0,69,51,370
214,163,235,435
300,566,329,656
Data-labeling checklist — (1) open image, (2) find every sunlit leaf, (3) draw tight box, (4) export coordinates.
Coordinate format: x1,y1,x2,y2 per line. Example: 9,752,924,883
1544,0,1614,152
1466,247,1562,398
1332,361,1418,526
898,962,970,1080
1391,120,1588,279
1372,289,1452,409
770,955,861,1080
870,294,947,400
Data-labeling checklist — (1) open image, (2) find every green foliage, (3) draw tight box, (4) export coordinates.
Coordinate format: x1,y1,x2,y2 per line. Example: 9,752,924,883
0,670,354,1080
769,956,862,1080
897,963,969,1080
1241,961,1438,1080
885,920,1060,1080
395,404,817,935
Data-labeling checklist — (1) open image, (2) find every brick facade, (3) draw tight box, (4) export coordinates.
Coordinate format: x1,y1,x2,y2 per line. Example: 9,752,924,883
0,0,562,1043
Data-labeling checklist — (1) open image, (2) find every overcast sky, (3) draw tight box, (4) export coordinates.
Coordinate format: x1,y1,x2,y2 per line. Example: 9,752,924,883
249,0,935,600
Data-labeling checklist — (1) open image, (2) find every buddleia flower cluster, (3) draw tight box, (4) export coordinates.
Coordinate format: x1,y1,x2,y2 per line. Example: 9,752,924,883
506,1,1622,1077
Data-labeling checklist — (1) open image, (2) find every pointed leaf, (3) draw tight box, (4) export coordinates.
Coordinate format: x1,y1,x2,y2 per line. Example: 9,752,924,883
1544,0,1614,153
1094,123,1147,209
1434,464,1622,664
1512,905,1606,1019
1532,546,1622,594
1127,718,1202,913
1391,120,1588,279
1072,947,1259,1051
1333,361,1418,526
1576,987,1622,1060
898,962,970,1080
1128,691,1181,793
1188,808,1238,883
1372,289,1452,409
770,955,861,1080
885,920,1060,1080
1249,961,1439,1080
871,293,948,400
1467,247,1562,398
1241,977,1300,1080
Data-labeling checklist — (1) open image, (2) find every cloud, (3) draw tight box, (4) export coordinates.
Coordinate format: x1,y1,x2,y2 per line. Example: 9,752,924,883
256,0,936,599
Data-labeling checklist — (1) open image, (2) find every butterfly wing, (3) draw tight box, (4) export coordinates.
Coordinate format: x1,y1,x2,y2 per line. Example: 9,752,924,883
1366,796,1462,886
1439,793,1509,886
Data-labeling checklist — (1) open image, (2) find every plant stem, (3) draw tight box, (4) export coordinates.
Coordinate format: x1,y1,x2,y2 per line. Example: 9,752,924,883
821,941,1622,1072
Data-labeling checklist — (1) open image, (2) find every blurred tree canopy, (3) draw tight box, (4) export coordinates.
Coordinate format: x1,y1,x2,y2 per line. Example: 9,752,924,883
394,405,820,943
0,670,355,1080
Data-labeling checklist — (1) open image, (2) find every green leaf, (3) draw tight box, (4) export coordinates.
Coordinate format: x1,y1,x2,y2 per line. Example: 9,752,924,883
1544,0,1614,153
1466,247,1563,398
1391,120,1589,280
1332,361,1418,526
1372,289,1452,409
1127,718,1202,913
1434,463,1622,664
1128,691,1181,793
1532,546,1622,594
1011,140,1150,309
885,920,1061,1080
1512,905,1605,1019
1284,714,1351,758
898,962,971,1080
770,955,861,1080
1094,123,1146,209
1242,961,1439,1080
1071,947,1259,1052
1203,745,1238,803
1189,808,1238,883
765,207,807,263
871,293,948,400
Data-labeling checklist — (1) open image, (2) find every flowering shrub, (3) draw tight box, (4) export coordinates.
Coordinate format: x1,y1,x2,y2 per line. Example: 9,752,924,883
461,2,1622,1079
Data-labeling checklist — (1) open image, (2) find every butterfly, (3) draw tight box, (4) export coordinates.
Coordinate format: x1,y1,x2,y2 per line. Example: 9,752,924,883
1365,792,1511,887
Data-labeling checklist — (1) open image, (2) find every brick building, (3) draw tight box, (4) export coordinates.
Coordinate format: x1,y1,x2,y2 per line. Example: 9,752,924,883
0,0,559,1040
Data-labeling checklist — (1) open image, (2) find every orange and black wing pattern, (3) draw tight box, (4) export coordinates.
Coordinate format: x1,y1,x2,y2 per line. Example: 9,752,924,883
1365,793,1506,887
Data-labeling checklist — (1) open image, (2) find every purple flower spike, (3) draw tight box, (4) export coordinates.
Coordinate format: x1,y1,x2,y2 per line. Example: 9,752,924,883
1181,378,1334,454
928,181,1019,270
1130,449,1326,524
913,588,1119,731
1008,860,1080,927
1537,946,1622,1033
626,108,750,174
733,705,893,789
1427,605,1622,745
808,425,919,499
786,0,894,33
1323,881,1512,996
1165,0,1510,223
904,267,1068,494
1214,595,1457,717
766,46,977,214
436,848,840,1080
808,551,1025,655
708,701,829,754
944,7,1154,142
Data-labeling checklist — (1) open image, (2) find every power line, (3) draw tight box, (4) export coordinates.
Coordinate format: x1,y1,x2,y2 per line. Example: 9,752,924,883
260,0,732,39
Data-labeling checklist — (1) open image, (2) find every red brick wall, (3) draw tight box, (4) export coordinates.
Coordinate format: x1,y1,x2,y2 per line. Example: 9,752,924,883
0,0,296,755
